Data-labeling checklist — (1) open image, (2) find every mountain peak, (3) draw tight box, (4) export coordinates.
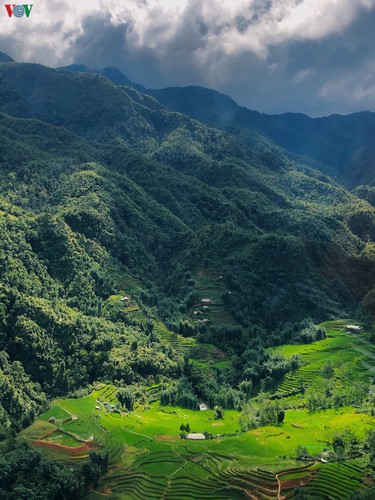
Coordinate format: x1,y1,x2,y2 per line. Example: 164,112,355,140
57,62,145,92
0,52,15,63
58,63,91,73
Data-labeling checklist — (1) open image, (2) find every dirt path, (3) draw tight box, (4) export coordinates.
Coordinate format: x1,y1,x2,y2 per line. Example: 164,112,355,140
276,463,318,499
275,472,283,500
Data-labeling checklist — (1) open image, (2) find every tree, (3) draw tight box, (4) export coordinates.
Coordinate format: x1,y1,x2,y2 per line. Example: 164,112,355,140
321,361,334,379
350,488,375,500
365,428,375,460
117,388,135,411
238,379,253,399
277,409,285,424
299,378,305,394
296,446,310,460
214,406,224,420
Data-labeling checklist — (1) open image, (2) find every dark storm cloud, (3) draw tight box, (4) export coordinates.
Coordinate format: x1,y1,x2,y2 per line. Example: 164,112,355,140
2,0,375,116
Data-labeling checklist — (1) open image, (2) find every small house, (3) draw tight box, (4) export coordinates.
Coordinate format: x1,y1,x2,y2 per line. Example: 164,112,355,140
186,433,206,440
120,296,130,303
201,298,212,305
345,324,363,333
199,403,208,411
106,403,116,411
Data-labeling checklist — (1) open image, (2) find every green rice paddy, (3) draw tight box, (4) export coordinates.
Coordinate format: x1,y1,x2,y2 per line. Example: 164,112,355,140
273,319,375,397
22,320,375,498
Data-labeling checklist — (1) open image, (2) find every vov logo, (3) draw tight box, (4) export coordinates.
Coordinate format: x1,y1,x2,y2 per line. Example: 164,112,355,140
4,4,33,17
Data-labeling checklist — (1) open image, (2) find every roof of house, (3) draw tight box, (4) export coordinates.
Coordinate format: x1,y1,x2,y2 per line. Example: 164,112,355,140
186,433,206,440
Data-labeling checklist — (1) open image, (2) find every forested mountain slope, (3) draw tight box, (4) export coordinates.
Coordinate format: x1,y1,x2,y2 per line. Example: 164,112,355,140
0,59,375,434
147,86,375,188
57,61,375,187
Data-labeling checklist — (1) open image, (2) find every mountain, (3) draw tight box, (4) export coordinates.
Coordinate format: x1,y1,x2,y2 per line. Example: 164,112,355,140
0,52,14,63
57,62,375,187
147,86,375,187
58,63,146,92
0,59,375,436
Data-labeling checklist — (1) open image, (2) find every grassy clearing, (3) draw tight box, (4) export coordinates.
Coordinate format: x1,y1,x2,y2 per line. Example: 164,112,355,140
154,321,196,354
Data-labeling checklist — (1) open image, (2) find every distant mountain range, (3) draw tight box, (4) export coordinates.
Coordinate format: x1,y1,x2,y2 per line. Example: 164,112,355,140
58,60,375,189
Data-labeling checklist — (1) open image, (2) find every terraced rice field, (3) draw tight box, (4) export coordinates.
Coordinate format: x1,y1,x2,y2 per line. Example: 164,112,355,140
100,448,282,499
303,460,366,499
275,321,374,396
23,320,375,499
192,267,239,327
154,321,196,354
25,389,374,499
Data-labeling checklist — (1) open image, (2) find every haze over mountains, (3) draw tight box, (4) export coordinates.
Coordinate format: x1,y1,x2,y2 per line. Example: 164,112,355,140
0,52,375,438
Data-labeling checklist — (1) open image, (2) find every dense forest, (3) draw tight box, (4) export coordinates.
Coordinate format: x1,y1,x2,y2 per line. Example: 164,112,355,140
0,55,375,497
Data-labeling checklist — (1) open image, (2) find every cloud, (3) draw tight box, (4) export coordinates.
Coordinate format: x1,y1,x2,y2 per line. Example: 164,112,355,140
1,0,375,115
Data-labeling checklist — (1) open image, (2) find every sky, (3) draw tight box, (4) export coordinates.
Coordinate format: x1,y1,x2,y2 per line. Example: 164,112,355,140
1,0,375,117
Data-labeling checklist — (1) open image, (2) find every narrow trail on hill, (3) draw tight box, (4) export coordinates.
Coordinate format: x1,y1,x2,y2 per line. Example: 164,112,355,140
275,472,282,500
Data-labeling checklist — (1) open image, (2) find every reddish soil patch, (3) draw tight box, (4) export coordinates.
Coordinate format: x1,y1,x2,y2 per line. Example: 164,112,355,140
155,435,179,441
280,470,317,493
34,439,95,455
280,475,313,491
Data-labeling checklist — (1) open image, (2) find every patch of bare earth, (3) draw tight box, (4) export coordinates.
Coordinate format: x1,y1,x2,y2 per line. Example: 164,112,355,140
34,438,95,455
155,435,179,441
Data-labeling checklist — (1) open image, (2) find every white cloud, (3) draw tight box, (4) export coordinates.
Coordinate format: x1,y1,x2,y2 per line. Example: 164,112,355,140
1,0,375,115
291,67,314,84
1,0,373,64
319,62,375,103
110,0,375,56
277,0,375,39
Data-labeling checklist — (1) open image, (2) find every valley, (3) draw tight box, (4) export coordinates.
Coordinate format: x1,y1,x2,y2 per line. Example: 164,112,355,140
21,321,375,499
0,56,375,498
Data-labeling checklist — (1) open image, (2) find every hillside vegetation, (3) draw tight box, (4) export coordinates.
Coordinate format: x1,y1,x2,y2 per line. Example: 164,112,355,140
18,321,375,499
0,57,374,497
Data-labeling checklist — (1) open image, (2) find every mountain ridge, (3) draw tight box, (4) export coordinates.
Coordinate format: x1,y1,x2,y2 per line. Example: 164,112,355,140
55,59,375,187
